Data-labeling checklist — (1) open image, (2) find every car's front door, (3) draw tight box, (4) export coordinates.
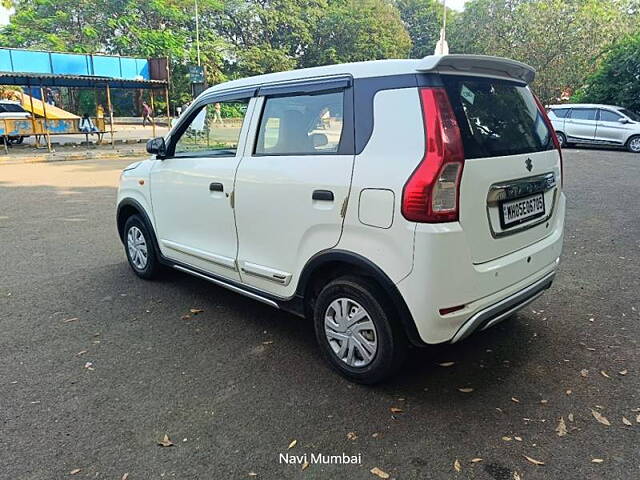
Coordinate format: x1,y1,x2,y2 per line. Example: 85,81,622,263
149,94,255,280
564,108,597,143
595,109,628,145
233,80,355,297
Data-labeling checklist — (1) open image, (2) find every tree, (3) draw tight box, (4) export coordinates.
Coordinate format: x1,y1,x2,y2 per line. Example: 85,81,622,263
572,32,640,112
448,0,639,104
213,0,328,77
395,0,457,58
302,0,412,67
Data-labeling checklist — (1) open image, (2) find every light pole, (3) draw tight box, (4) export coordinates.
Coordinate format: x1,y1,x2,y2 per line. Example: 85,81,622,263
195,0,201,66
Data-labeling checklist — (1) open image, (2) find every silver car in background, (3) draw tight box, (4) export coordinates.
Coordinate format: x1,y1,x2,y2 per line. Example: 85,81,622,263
548,103,640,153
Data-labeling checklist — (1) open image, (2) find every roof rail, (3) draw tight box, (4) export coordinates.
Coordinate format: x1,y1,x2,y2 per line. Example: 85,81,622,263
417,54,535,84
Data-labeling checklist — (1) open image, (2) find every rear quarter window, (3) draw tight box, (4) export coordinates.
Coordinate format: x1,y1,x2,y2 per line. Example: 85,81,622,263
441,76,552,159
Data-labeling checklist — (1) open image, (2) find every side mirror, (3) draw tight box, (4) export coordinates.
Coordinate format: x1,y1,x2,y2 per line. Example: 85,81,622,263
311,133,328,148
617,117,629,124
146,137,167,157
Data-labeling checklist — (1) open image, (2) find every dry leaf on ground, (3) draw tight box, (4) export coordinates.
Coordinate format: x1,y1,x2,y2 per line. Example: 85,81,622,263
370,467,390,479
513,472,522,480
514,436,522,442
568,413,574,422
288,439,297,449
248,473,257,477
600,371,610,378
619,370,628,375
524,455,545,466
189,308,204,314
636,414,640,424
454,459,461,472
438,362,455,367
471,458,483,463
390,407,403,414
458,388,474,393
302,461,309,471
158,434,174,447
591,409,610,426
63,317,79,323
70,469,81,475
555,417,568,437
121,474,129,480
347,432,358,440
622,417,632,426
502,436,512,441
511,397,520,403
580,369,589,377
592,458,604,463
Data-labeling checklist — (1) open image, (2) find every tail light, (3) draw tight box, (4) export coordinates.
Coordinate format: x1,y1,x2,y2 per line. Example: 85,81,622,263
533,94,563,187
402,88,465,223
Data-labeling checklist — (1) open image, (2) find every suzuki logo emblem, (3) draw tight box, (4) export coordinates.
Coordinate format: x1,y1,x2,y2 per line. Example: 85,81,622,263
525,158,533,172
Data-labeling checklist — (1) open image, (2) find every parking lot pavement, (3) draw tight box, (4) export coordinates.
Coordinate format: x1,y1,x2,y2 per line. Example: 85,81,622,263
1,148,638,479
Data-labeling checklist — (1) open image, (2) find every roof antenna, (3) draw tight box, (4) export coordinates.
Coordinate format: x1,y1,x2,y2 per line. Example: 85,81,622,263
434,0,449,55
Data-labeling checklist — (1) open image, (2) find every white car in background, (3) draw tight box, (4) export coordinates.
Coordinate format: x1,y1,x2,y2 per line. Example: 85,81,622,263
117,54,566,383
548,103,640,153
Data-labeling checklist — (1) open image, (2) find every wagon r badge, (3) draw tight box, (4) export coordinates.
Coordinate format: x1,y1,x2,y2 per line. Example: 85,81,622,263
525,158,533,172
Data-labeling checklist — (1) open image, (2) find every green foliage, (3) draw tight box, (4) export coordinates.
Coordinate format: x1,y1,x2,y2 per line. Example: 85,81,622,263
572,32,640,112
449,0,639,104
395,0,456,58
303,0,412,66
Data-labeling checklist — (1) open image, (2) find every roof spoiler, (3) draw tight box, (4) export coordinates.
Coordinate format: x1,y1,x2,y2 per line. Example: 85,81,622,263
417,54,535,84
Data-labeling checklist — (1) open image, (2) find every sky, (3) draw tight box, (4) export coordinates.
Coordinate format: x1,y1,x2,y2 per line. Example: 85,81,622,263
0,1,469,27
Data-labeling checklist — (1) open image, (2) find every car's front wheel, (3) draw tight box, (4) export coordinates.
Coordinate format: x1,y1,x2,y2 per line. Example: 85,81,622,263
313,276,407,384
626,135,640,153
123,215,161,279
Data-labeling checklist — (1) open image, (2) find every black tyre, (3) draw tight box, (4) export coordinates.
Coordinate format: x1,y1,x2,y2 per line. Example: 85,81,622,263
556,131,567,148
626,135,640,153
313,276,408,384
123,214,161,279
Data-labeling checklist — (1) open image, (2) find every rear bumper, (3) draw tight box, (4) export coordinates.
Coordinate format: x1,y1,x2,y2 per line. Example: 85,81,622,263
395,193,565,345
450,270,555,343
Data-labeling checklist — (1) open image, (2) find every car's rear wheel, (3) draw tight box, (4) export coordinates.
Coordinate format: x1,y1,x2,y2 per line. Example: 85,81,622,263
626,135,640,153
123,215,161,279
313,276,407,384
556,131,567,148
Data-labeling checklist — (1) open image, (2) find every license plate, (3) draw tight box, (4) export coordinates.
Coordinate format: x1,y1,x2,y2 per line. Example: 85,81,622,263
499,193,545,229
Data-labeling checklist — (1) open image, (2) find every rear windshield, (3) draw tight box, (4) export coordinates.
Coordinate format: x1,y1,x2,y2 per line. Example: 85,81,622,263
442,76,553,159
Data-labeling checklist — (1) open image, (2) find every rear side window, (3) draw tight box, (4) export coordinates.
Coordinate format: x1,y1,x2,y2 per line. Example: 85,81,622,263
254,91,344,155
569,109,597,121
551,108,570,118
441,76,552,159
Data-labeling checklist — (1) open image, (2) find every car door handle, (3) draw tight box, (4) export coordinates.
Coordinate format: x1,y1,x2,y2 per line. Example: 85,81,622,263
312,190,334,201
209,182,224,192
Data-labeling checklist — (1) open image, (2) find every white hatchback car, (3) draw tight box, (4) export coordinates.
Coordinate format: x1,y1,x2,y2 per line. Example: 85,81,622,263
117,55,565,383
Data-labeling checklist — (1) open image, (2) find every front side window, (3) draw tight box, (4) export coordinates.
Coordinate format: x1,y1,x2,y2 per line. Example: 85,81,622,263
255,91,344,155
173,99,249,157
442,76,552,159
598,109,622,122
619,108,640,122
569,109,597,121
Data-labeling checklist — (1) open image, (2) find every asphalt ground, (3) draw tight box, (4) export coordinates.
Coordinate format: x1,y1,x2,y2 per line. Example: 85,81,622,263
0,148,638,479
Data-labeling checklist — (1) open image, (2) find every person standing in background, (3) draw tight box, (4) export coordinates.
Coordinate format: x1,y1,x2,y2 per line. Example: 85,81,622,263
142,101,153,127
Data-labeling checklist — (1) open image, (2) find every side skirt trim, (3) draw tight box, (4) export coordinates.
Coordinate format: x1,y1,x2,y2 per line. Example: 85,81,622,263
173,264,280,309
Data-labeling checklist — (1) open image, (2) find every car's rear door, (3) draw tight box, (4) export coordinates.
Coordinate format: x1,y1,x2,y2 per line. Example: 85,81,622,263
441,75,562,264
564,108,598,143
233,78,354,297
